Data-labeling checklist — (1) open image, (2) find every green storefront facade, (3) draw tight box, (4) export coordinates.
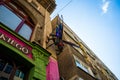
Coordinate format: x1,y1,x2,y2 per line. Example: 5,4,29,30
0,23,51,80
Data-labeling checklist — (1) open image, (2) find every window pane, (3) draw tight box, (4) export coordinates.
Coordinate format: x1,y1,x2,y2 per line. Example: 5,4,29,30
18,24,32,40
75,60,89,73
75,60,82,68
0,5,22,30
0,77,8,80
0,62,5,71
20,72,24,79
15,70,20,77
4,64,13,74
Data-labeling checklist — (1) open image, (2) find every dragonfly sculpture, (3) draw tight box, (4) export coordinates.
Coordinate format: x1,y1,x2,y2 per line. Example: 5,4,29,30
46,15,79,54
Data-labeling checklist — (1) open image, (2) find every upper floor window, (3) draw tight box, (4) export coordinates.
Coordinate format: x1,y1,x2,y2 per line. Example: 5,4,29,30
18,24,32,40
73,55,95,77
0,5,22,30
73,55,89,73
0,2,34,40
75,59,89,73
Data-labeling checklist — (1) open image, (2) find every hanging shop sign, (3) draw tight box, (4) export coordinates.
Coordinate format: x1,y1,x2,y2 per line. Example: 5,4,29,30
0,27,33,59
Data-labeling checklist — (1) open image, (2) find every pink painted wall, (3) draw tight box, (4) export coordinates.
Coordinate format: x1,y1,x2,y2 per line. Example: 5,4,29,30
46,57,60,80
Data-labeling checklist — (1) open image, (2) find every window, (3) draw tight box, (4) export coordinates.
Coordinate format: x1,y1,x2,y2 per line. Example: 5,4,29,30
15,69,25,79
0,5,22,30
0,3,33,40
0,60,5,71
4,64,13,74
0,77,8,80
15,70,20,77
20,72,24,79
75,59,89,73
0,62,5,71
73,55,89,73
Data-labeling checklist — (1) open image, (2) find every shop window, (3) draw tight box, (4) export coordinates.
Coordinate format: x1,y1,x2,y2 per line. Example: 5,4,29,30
0,58,26,80
0,63,4,71
15,69,24,79
73,55,89,73
4,64,13,74
76,60,83,69
0,77,8,80
0,60,5,71
0,3,33,40
20,72,24,79
15,70,20,77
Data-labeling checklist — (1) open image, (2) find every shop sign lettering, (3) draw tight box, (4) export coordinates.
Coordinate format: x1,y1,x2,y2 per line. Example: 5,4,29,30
0,28,32,58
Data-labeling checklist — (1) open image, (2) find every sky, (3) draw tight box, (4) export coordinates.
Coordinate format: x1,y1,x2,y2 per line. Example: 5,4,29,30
51,0,120,79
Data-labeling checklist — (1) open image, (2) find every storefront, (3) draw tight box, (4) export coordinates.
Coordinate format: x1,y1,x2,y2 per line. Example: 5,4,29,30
0,0,59,80
0,45,33,80
0,22,34,80
0,23,51,80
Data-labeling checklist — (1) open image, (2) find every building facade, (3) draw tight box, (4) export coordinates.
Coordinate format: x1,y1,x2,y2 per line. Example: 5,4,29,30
0,0,118,80
50,16,118,80
0,0,59,80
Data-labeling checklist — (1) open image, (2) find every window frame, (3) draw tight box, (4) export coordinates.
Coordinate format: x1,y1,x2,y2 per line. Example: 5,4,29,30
73,55,95,77
73,55,89,73
0,60,5,71
0,0,34,40
4,64,13,74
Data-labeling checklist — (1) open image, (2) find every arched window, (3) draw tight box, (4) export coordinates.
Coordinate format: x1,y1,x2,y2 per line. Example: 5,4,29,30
0,1,34,40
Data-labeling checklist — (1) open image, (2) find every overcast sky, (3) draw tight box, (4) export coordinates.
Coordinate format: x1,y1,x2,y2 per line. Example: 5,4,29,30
51,0,120,79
